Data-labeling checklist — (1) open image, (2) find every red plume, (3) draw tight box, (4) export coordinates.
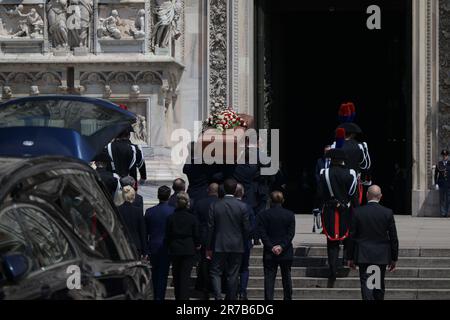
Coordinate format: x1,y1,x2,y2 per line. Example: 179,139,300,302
335,128,346,149
336,128,346,140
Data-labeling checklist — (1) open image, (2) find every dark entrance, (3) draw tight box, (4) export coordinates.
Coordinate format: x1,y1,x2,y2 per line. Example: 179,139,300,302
256,0,412,214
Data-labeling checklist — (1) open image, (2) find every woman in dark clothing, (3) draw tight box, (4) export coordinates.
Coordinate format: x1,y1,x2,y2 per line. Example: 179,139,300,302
118,186,146,258
165,191,201,300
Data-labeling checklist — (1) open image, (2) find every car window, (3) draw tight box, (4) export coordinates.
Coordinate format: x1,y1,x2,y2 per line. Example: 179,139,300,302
17,205,75,268
0,99,129,136
0,206,38,272
59,183,119,260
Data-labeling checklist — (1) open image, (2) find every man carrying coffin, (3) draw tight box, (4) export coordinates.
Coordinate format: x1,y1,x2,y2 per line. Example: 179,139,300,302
318,148,358,287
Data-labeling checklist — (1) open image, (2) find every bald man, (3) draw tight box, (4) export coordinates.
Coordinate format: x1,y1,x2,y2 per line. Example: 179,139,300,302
257,191,295,300
347,185,399,301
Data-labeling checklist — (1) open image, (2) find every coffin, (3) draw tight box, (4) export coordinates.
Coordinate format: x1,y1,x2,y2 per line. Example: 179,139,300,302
197,114,254,164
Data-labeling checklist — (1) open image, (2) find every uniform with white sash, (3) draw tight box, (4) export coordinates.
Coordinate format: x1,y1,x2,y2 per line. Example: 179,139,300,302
318,163,357,281
107,139,147,182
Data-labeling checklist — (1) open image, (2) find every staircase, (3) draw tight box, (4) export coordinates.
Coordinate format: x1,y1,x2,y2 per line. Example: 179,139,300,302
167,245,450,300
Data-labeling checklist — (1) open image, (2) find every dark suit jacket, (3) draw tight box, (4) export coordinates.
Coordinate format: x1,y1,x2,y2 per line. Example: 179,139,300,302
257,204,296,260
183,163,212,204
168,192,180,208
435,160,450,188
133,194,144,215
232,164,259,208
96,167,118,198
118,202,146,256
193,195,219,246
165,208,201,256
347,202,399,265
207,195,251,253
145,202,174,255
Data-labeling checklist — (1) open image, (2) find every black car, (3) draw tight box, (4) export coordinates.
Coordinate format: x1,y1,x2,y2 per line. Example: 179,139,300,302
0,96,152,299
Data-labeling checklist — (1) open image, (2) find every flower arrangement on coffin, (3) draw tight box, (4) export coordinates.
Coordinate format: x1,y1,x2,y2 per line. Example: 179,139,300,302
198,108,254,163
204,108,248,131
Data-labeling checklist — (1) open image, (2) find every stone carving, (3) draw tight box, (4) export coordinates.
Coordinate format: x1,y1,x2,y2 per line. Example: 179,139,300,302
131,114,148,144
130,84,140,98
439,0,450,150
68,0,93,48
47,0,69,48
2,86,12,99
208,0,227,113
30,85,40,95
103,85,112,98
152,0,182,48
97,9,123,39
0,5,44,39
130,9,145,40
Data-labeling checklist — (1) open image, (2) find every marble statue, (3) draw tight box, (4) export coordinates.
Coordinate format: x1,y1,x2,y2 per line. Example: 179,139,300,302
131,114,148,145
103,85,112,98
153,0,182,48
30,85,40,95
130,9,145,40
2,86,12,99
130,84,140,98
98,9,123,39
67,0,93,48
47,0,69,48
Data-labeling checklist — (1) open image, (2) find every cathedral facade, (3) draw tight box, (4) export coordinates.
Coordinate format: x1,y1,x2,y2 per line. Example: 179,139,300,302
0,0,448,216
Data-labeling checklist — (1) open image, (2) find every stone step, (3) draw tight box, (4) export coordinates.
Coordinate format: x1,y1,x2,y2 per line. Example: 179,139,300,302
182,266,450,278
250,246,450,257
248,256,450,268
165,287,450,300
170,276,450,289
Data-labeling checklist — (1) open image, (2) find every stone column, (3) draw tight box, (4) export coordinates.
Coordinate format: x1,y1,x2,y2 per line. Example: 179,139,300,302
439,1,450,153
229,0,254,115
207,0,228,114
412,0,440,216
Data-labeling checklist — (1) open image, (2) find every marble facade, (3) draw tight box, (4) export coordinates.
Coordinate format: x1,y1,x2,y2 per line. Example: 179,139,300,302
0,0,448,215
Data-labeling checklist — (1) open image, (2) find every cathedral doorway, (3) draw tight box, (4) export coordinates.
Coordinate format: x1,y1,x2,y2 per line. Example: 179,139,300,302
255,0,413,214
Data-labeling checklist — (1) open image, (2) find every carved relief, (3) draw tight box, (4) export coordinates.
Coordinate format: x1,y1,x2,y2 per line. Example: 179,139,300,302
439,1,450,150
152,0,182,48
0,5,44,39
46,0,93,50
208,0,227,114
98,5,144,40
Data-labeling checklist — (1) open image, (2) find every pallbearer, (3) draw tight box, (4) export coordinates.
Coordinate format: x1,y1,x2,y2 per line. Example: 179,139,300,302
318,148,357,287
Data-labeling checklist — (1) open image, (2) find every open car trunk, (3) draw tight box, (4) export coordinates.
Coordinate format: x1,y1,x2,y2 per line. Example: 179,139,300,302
0,96,136,162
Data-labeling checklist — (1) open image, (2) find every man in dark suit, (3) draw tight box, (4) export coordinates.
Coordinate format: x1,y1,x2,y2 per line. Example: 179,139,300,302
206,178,251,300
257,191,295,300
435,149,450,217
168,178,186,208
120,176,144,215
235,183,256,300
347,185,399,301
192,183,219,298
145,186,175,300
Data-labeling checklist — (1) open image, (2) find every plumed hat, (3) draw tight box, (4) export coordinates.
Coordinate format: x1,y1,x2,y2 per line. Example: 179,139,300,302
337,122,362,135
